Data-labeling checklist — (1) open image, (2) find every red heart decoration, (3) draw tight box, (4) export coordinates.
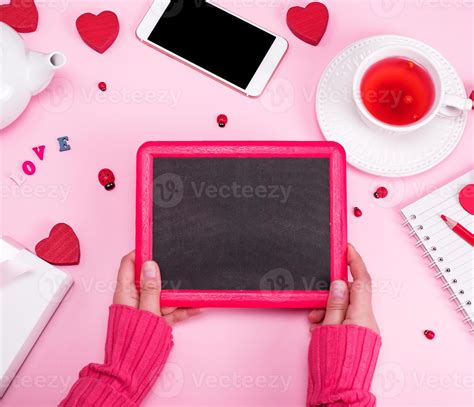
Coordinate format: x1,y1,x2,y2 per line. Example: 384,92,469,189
35,223,80,265
0,0,38,33
286,2,329,46
76,11,119,54
459,184,474,215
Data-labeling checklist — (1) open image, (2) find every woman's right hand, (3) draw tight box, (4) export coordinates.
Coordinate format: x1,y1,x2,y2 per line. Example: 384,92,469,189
308,244,379,334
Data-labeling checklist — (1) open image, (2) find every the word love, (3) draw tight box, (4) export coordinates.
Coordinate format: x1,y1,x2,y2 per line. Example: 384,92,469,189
9,137,71,186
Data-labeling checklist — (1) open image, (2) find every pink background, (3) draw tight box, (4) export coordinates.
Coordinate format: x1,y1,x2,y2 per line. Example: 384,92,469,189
1,0,473,406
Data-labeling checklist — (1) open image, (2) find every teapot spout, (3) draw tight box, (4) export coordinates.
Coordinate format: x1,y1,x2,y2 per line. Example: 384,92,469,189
27,51,66,96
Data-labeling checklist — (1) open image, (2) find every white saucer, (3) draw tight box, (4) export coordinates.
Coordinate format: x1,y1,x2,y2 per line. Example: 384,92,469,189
316,35,468,177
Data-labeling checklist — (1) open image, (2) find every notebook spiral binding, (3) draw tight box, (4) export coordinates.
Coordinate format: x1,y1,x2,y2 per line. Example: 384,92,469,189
402,213,473,334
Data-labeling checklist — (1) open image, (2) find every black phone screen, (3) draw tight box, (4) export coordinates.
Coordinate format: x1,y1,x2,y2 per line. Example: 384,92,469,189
147,1,276,89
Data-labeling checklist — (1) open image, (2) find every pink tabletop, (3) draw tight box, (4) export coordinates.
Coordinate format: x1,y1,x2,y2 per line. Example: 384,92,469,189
1,1,473,406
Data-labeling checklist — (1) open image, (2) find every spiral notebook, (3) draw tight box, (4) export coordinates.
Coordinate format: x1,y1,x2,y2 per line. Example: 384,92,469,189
401,170,473,334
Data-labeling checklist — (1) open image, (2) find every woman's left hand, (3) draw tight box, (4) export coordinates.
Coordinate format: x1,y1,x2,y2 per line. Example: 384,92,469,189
113,251,202,324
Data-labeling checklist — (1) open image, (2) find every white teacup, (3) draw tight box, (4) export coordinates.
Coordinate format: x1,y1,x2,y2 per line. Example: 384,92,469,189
353,46,472,134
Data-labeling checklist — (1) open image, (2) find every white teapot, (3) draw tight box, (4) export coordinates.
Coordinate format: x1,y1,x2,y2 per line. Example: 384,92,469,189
0,22,66,130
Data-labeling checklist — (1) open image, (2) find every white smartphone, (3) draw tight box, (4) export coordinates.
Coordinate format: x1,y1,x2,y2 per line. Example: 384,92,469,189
136,0,288,97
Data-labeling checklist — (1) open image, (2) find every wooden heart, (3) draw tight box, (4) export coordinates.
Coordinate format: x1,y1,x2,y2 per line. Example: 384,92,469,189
0,0,38,33
76,11,119,54
286,2,329,46
459,184,474,215
35,223,80,265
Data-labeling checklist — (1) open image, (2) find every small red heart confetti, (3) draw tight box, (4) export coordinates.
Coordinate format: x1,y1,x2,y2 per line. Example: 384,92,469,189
217,114,228,128
353,207,363,217
76,11,119,54
98,81,107,91
98,168,115,190
469,90,473,109
374,186,388,199
286,2,329,46
0,0,38,33
423,329,435,340
35,223,80,265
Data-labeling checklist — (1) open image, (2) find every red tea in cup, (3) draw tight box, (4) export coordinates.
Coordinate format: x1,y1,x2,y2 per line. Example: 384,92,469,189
360,56,435,126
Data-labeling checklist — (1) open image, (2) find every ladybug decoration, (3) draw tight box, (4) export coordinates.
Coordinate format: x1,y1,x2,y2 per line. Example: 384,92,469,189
353,207,363,217
374,186,388,199
423,329,435,340
98,168,115,190
217,114,228,128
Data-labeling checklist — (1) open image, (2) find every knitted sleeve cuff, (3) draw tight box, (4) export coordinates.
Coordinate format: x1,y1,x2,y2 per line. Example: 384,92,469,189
307,324,382,407
60,304,173,406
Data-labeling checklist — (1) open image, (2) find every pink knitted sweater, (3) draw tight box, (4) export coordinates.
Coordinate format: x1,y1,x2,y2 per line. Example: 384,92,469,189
60,305,381,406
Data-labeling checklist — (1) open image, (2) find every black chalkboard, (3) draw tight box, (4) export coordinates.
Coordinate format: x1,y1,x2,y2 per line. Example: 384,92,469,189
152,158,330,291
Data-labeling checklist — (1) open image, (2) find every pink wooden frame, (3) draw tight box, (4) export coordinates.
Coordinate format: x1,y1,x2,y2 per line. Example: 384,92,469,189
136,141,347,308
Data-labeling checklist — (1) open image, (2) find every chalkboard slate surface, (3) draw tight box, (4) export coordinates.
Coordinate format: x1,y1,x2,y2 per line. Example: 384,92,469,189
152,158,330,291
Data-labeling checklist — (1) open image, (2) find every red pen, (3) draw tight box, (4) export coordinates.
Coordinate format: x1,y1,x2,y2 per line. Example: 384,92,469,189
441,215,474,246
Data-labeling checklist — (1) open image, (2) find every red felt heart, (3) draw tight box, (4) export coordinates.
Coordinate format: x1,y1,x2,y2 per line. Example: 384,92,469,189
35,223,80,265
76,11,119,54
459,184,474,215
0,0,38,33
286,2,329,46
